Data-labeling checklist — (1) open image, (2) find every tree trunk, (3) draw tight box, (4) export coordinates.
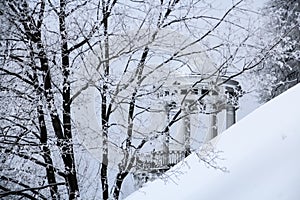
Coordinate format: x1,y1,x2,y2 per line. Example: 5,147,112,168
113,172,128,199
31,39,59,200
100,3,110,198
101,89,109,200
59,0,80,199
37,104,59,200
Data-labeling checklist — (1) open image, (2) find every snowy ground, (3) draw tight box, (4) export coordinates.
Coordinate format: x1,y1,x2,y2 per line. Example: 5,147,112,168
125,83,300,200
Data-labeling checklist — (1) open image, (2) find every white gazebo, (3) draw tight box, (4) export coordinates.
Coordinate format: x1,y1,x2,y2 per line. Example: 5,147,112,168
133,73,242,186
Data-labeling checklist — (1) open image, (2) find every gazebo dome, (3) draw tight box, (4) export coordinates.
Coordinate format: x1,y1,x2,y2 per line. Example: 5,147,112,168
148,30,217,75
108,28,217,79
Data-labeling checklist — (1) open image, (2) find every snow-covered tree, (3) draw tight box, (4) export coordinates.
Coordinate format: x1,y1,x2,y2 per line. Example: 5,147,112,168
0,0,82,199
256,0,300,102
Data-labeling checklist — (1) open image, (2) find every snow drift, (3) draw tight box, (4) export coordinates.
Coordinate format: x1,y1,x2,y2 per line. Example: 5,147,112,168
125,83,300,200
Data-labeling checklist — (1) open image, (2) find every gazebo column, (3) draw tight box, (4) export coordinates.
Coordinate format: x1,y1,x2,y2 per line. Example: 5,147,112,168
162,134,170,166
208,103,218,140
226,105,236,128
206,86,219,142
181,101,191,157
225,86,237,129
163,104,170,166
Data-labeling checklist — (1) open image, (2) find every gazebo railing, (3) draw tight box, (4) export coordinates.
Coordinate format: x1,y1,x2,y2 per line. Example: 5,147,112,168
135,150,186,171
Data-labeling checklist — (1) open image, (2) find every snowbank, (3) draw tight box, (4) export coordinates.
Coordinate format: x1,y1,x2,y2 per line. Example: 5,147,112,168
125,83,300,200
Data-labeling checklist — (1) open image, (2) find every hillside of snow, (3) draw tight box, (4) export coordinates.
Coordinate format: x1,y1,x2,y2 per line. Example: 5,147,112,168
125,83,300,200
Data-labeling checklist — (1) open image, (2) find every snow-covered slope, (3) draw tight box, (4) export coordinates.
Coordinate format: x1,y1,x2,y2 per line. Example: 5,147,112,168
125,83,300,200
